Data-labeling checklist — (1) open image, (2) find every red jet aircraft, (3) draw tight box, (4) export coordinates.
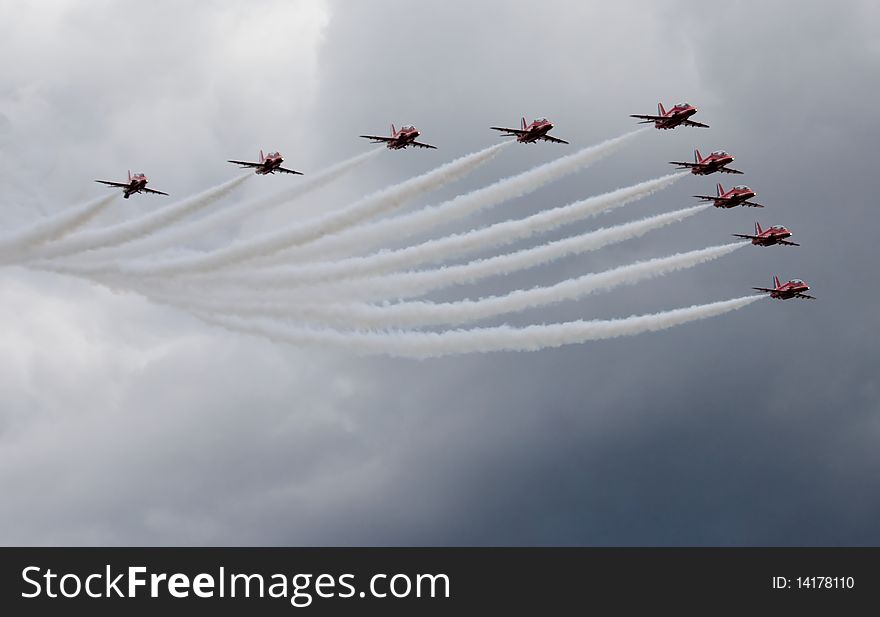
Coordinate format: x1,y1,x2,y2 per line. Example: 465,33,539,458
360,124,437,149
489,117,570,144
753,275,815,300
670,149,743,175
630,102,709,130
694,183,763,208
733,222,799,246
95,170,169,199
227,150,303,175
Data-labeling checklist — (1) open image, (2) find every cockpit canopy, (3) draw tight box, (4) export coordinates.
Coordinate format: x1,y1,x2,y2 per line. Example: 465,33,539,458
133,172,145,178
399,125,415,132
733,184,750,190
535,117,548,123
711,150,729,156
267,151,281,158
769,225,785,230
675,102,690,108
791,279,805,284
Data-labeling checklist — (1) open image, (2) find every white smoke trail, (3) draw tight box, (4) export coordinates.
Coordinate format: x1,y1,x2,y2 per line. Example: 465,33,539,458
19,174,250,262
174,171,686,289
195,296,764,358
227,204,709,304
121,203,708,312
0,194,115,263
114,142,512,276
251,128,648,266
343,204,710,302
189,243,747,328
77,148,384,262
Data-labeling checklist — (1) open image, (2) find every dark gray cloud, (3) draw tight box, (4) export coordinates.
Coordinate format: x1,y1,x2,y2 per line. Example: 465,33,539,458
0,0,877,546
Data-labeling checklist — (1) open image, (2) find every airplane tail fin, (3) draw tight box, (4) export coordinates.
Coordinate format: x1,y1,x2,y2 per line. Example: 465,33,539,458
391,123,396,136
755,221,763,235
694,148,702,163
716,182,724,197
774,275,781,289
521,116,527,130
260,149,264,163
128,170,132,182
658,102,666,116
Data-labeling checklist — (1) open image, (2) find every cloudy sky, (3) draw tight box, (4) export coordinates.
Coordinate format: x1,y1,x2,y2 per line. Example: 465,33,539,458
1,0,878,545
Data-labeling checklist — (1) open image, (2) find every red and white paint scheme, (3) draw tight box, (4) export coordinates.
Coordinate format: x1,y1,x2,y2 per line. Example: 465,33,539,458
694,183,763,208
490,117,570,144
630,102,709,130
95,170,169,199
753,275,815,300
734,222,799,246
360,124,437,150
670,149,743,175
227,150,303,175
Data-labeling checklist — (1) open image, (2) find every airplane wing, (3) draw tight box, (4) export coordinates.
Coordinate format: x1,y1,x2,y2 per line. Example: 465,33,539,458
539,134,570,145
629,114,663,123
95,180,130,188
141,187,170,196
732,234,758,241
718,166,744,175
778,239,800,246
359,135,395,143
490,126,528,136
752,287,776,293
694,195,764,207
794,293,816,299
669,161,699,169
276,167,304,175
227,160,263,168
409,141,438,150
681,119,710,128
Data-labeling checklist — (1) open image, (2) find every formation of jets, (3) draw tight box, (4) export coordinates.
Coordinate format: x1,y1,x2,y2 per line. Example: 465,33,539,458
93,116,566,199
629,100,813,301
92,102,813,302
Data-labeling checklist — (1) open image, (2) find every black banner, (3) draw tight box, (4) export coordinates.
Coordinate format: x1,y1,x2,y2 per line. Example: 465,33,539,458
1,548,876,615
